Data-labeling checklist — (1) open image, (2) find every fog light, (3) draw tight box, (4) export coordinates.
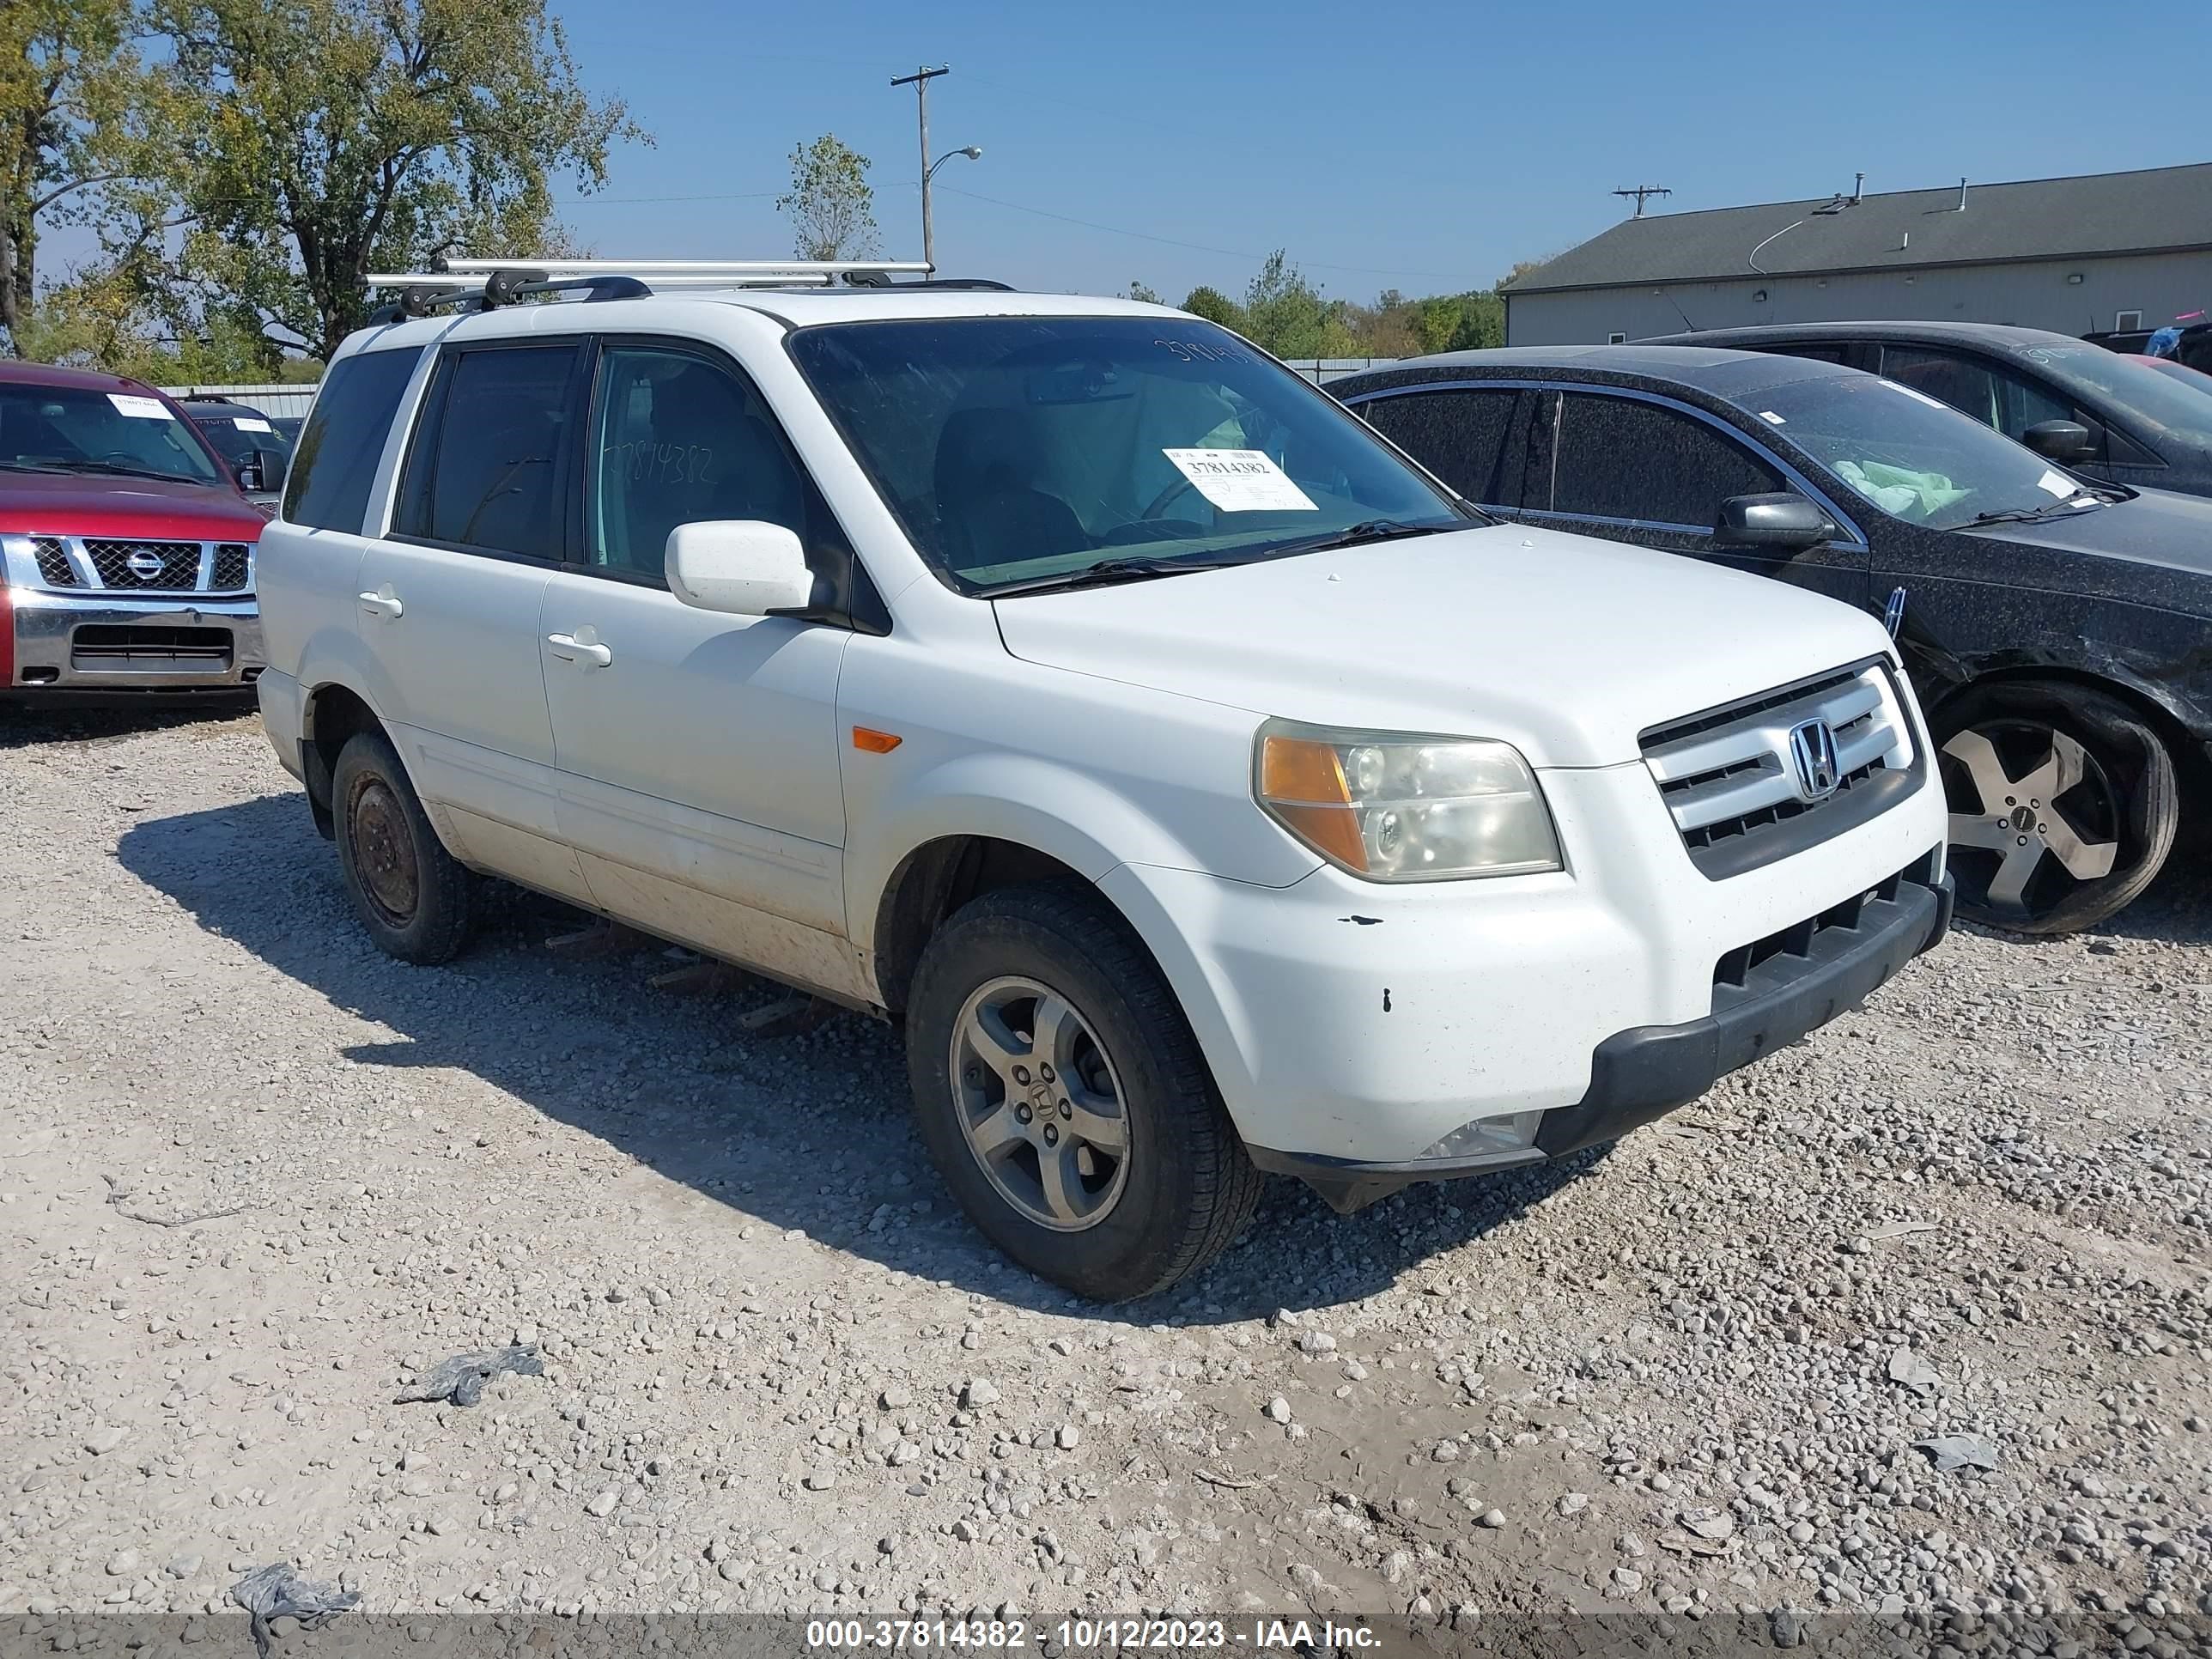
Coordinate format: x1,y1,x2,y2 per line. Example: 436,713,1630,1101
1417,1111,1542,1162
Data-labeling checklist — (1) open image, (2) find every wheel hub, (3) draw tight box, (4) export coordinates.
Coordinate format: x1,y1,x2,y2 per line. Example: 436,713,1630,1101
349,779,420,926
949,975,1131,1233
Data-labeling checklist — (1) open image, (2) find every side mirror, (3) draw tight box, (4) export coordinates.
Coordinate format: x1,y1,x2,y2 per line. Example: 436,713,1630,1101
665,520,816,617
2022,420,2094,462
236,458,266,494
1714,492,1833,550
253,447,288,494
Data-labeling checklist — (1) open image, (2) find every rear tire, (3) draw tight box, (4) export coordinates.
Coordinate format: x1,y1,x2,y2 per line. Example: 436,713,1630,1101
332,729,477,963
904,880,1263,1302
1934,681,2178,934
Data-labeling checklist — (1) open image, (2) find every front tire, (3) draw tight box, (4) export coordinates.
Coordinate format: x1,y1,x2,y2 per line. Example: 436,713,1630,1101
332,729,477,963
1935,681,2179,934
904,881,1262,1302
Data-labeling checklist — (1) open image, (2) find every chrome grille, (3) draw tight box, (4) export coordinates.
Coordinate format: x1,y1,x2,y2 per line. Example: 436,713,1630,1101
210,544,251,590
86,539,199,589
15,535,256,595
1641,659,1920,879
31,537,77,586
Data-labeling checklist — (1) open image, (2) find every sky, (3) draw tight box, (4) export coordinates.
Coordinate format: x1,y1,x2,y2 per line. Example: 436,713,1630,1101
538,0,2212,306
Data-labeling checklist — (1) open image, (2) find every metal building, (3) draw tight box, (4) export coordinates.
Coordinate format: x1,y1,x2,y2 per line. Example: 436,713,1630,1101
1503,164,2212,348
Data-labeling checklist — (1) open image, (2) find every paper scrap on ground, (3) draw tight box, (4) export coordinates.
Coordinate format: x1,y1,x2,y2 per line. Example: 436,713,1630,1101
1915,1433,1999,1473
107,393,174,420
1887,1345,1940,1397
1161,448,1316,513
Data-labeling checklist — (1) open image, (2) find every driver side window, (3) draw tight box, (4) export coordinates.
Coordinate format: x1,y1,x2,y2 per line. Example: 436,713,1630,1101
588,347,807,581
1879,346,2072,442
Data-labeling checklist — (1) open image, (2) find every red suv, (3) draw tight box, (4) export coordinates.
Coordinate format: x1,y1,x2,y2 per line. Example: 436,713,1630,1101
2,360,265,699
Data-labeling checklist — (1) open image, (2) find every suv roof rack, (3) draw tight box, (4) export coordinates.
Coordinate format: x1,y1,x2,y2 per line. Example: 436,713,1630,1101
363,258,1000,320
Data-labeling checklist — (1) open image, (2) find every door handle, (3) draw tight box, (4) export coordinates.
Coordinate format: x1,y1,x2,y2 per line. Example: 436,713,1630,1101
357,589,403,619
546,632,612,669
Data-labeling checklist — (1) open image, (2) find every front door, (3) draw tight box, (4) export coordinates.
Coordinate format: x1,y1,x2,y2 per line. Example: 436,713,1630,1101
540,341,860,998
353,337,592,902
1526,387,1870,615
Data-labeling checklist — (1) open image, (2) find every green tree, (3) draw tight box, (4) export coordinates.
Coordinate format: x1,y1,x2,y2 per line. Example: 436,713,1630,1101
0,0,159,351
142,0,640,362
1496,258,1550,291
1181,284,1247,333
1239,251,1360,359
777,134,879,263
1127,279,1161,304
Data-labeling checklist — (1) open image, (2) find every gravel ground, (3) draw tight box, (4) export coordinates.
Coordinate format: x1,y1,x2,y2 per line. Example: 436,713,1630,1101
2,707,2209,1643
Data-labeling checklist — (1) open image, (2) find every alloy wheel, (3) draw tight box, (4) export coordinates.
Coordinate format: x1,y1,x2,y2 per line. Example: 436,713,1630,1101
948,975,1132,1232
1942,723,2118,921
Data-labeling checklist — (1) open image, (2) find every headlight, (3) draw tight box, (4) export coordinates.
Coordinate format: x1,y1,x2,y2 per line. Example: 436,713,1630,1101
1254,720,1562,881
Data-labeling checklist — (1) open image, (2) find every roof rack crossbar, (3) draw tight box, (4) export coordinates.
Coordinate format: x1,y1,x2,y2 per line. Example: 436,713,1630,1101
422,257,933,289
363,272,650,323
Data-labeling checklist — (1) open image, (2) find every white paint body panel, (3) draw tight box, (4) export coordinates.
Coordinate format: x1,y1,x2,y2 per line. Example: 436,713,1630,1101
257,290,1948,1167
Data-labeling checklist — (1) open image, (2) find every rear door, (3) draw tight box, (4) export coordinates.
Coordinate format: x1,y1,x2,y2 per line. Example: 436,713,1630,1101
351,331,594,902
1524,386,1870,613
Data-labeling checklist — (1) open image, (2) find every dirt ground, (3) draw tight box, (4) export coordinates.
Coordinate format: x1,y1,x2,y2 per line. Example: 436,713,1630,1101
2,706,2208,1644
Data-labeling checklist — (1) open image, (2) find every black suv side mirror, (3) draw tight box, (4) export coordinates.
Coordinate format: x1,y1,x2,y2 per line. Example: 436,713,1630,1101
1714,492,1832,550
2022,420,2093,462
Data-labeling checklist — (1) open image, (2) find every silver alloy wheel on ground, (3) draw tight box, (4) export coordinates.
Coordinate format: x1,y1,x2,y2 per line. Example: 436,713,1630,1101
948,975,1132,1232
1942,726,2118,915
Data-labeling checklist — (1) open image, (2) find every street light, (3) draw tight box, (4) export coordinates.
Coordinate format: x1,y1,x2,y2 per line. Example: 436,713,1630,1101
921,145,982,271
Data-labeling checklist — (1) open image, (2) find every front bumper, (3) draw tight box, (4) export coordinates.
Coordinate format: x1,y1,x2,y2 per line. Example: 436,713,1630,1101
1249,862,1952,1211
6,586,264,694
1100,752,1951,1188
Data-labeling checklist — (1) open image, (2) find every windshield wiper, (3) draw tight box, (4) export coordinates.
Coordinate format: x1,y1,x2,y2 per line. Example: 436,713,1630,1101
0,459,74,474
44,458,201,483
1262,519,1457,557
983,555,1254,599
1966,496,2105,527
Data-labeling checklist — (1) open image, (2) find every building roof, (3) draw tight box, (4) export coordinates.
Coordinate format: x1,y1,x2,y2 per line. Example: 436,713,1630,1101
1509,164,2212,295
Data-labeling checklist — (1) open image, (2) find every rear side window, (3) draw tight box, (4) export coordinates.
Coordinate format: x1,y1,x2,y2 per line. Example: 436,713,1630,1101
1878,345,2071,441
283,347,422,532
1548,393,1783,527
1358,389,1523,506
397,345,580,559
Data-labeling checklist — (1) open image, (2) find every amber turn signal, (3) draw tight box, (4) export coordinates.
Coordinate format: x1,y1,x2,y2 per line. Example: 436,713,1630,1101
1256,734,1369,872
852,727,902,754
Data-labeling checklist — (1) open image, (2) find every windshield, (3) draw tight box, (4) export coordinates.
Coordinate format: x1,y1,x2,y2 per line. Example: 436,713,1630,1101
1750,374,2101,531
189,409,293,469
787,316,1468,592
0,382,224,485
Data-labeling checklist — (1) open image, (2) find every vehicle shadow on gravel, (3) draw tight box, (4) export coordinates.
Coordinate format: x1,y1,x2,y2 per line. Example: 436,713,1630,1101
0,700,255,752
118,792,1610,1323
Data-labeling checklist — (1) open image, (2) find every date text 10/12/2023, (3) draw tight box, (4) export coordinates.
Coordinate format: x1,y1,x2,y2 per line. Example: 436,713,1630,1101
804,1617,1385,1650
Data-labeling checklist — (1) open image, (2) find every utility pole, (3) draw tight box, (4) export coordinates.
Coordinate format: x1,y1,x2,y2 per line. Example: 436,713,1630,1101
891,64,951,269
1612,185,1672,218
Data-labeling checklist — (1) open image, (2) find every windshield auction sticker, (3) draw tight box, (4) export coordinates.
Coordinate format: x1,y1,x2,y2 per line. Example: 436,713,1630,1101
107,393,175,420
1162,448,1317,513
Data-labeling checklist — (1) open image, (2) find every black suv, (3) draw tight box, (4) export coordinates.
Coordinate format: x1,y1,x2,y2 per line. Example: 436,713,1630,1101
1643,322,2212,501
1334,345,2212,934
178,398,293,511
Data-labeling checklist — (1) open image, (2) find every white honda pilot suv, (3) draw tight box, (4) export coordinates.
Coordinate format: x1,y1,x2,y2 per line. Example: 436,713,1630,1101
257,259,1951,1300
